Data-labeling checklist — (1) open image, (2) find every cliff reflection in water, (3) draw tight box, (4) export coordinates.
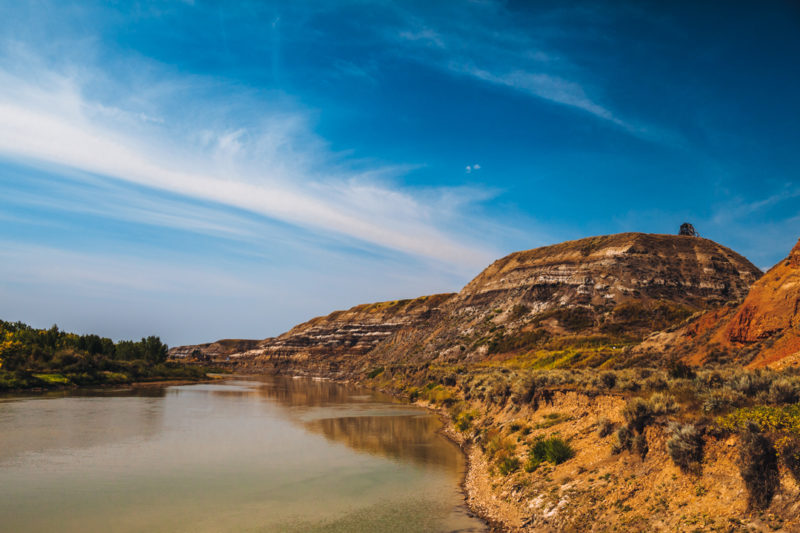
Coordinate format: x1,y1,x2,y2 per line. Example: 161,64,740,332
259,376,385,407
237,376,463,470
304,414,461,469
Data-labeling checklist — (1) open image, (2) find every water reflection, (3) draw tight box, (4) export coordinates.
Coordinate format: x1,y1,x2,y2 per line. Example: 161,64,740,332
259,376,388,407
0,388,166,463
305,414,462,470
0,378,485,532
229,376,461,470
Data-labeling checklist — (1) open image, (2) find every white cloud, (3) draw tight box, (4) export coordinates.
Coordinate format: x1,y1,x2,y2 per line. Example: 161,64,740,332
0,57,498,273
398,28,445,48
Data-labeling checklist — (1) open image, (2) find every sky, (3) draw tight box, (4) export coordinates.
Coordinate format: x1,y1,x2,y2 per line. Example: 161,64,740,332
0,1,798,346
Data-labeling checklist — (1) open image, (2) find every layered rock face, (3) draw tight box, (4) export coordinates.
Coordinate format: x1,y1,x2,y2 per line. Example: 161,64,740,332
454,232,759,314
171,295,454,367
369,233,762,366
248,294,454,371
168,339,261,360
171,233,764,371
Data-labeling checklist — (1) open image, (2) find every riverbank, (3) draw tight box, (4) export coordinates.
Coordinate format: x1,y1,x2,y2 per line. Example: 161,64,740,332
412,385,800,532
255,364,800,532
432,404,519,532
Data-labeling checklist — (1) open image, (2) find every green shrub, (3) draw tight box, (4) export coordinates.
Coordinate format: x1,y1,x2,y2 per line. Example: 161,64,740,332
611,426,633,455
599,371,617,389
702,388,745,414
668,360,696,380
648,392,677,416
781,440,800,484
597,417,615,438
666,423,704,473
527,436,575,470
510,375,537,404
728,371,772,396
738,423,780,510
455,410,477,432
32,373,70,385
367,367,384,379
496,452,521,475
534,412,572,429
632,434,648,459
644,375,668,391
768,378,800,404
697,370,724,388
717,404,800,437
622,398,654,433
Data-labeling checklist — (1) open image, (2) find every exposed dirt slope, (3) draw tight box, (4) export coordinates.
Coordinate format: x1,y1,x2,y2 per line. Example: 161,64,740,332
174,294,455,370
168,338,261,360
639,238,800,368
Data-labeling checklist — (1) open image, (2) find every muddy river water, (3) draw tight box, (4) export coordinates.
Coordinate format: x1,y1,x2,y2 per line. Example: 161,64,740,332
0,376,486,532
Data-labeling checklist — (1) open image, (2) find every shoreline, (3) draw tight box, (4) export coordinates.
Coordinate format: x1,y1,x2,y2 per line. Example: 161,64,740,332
429,404,511,533
0,375,222,395
281,370,511,532
231,369,507,531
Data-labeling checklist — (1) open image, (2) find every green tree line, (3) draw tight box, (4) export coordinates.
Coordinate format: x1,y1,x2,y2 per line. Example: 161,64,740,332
0,320,204,390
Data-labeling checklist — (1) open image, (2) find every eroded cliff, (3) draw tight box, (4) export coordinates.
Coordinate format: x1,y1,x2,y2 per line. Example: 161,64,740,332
640,238,800,368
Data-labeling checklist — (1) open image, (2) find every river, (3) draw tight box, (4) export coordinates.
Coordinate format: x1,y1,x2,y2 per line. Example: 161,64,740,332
0,376,486,532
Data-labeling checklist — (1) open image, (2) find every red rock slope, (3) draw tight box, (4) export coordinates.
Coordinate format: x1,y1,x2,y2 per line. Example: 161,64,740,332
642,238,800,368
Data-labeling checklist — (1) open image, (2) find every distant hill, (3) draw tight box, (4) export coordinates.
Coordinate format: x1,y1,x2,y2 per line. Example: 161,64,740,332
171,232,763,373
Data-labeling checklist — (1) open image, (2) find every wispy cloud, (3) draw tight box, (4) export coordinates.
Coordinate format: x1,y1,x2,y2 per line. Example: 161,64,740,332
389,4,680,144
0,47,498,273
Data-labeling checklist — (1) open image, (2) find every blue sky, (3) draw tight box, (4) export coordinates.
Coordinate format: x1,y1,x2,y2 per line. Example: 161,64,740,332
0,1,798,345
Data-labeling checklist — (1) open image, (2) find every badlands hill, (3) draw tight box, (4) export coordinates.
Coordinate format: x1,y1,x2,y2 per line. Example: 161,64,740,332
171,232,762,372
640,238,800,369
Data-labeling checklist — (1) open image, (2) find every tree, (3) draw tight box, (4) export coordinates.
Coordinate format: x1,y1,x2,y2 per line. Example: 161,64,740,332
142,336,168,364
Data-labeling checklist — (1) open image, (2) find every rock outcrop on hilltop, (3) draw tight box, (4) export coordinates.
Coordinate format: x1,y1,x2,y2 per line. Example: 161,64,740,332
643,238,800,368
171,233,764,372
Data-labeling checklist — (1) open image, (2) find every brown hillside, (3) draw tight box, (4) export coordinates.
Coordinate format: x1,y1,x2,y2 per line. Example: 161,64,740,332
174,294,456,369
172,232,762,374
458,232,759,311
367,233,762,370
